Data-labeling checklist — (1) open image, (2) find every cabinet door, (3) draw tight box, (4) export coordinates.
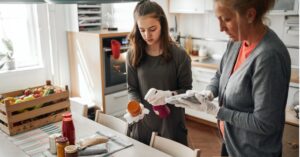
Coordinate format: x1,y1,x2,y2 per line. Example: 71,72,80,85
169,0,205,14
204,0,213,11
286,85,299,109
191,67,216,90
105,90,128,116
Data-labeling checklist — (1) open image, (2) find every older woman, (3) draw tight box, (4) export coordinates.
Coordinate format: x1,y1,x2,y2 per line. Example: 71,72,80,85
171,0,291,156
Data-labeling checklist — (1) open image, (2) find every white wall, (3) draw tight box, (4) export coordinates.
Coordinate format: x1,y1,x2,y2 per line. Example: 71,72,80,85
47,4,72,88
0,4,73,93
0,4,51,93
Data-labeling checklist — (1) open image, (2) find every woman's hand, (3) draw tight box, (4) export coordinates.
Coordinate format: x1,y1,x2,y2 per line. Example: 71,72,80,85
144,88,172,105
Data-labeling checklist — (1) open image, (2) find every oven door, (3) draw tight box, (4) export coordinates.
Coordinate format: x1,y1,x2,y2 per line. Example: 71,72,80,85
104,48,127,94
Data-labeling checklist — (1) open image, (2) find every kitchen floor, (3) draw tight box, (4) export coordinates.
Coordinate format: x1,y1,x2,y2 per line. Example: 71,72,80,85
186,118,222,157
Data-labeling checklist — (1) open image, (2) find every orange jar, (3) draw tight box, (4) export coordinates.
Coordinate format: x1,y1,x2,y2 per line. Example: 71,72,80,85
56,136,69,157
127,100,141,117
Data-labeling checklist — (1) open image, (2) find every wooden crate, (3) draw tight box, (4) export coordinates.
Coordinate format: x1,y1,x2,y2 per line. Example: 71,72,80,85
0,86,70,136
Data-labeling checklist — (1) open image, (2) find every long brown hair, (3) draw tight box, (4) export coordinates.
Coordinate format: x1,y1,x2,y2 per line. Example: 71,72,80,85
215,0,275,24
128,0,174,68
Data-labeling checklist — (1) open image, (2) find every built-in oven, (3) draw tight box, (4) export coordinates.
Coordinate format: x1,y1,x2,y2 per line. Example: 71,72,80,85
102,36,129,94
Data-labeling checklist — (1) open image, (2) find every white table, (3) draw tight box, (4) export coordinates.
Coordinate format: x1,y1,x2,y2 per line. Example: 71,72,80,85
0,113,171,157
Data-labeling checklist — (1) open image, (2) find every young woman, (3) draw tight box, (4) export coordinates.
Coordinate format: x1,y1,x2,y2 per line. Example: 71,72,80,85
126,0,192,145
171,0,291,156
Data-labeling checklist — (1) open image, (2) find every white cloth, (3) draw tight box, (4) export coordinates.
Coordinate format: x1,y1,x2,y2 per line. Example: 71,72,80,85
123,103,149,124
144,88,172,105
166,90,219,116
178,98,219,116
186,90,214,103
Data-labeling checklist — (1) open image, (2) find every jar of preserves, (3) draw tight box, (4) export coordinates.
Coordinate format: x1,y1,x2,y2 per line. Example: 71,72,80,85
56,136,69,157
192,45,199,56
65,145,78,157
127,100,141,117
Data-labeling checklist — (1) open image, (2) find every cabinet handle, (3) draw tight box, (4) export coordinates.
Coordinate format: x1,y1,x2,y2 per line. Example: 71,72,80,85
114,94,127,99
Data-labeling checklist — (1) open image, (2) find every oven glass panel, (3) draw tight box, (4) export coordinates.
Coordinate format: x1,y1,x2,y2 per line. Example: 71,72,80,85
105,51,127,87
103,36,128,89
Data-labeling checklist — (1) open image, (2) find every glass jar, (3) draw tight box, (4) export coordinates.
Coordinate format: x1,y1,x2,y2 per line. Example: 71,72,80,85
49,133,61,154
127,100,141,117
192,45,199,56
65,145,78,157
56,136,69,157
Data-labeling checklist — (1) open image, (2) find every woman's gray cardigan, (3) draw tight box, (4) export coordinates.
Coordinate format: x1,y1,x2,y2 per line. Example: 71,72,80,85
208,28,291,157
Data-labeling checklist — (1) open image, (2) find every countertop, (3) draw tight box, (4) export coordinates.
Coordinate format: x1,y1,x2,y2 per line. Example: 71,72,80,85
190,55,219,70
69,30,130,38
190,55,299,84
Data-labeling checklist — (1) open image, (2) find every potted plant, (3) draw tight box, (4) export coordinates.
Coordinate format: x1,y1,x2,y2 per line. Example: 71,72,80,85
0,38,15,70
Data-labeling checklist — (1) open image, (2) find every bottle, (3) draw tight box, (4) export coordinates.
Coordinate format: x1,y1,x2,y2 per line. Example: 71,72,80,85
152,105,170,118
56,136,69,157
62,112,76,145
65,145,78,157
185,35,193,54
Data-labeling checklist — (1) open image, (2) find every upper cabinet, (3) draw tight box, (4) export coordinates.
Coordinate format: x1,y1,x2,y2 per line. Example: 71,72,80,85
169,0,208,14
273,0,299,12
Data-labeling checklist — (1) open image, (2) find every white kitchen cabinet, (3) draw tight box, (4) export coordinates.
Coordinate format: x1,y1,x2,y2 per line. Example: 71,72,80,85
104,90,128,117
191,66,216,91
169,0,205,14
287,83,299,110
67,31,130,117
204,0,214,11
188,66,218,123
283,16,299,47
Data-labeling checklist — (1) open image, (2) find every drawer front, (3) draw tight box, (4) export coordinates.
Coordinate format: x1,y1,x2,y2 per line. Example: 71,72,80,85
192,67,216,90
287,86,299,109
288,48,299,68
105,90,128,116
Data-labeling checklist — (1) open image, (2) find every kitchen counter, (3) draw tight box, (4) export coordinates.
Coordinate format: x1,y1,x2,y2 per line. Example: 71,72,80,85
291,68,299,84
190,55,219,70
190,55,299,84
187,106,299,126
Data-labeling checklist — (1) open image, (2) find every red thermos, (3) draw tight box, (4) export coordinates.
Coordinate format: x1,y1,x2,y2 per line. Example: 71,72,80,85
62,112,75,145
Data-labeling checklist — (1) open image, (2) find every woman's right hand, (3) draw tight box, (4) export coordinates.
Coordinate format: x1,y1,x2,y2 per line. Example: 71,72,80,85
186,90,214,103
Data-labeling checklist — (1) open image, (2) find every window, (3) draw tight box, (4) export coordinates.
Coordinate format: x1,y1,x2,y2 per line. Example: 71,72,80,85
0,4,42,72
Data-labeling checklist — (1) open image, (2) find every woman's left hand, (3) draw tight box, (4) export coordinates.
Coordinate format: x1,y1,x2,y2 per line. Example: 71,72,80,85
176,98,220,116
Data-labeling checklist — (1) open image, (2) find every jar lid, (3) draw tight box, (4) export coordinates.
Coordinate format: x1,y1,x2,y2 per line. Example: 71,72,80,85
49,133,61,139
64,145,78,153
46,80,52,86
62,112,72,118
56,136,68,143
